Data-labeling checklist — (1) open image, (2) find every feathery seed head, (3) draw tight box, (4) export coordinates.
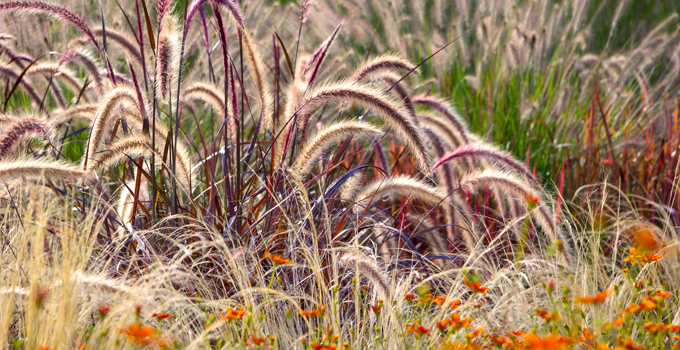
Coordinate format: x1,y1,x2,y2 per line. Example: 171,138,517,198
291,120,382,177
351,54,417,82
297,80,431,172
156,15,182,101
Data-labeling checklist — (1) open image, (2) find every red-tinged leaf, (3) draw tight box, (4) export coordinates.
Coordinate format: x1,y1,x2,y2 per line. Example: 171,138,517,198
273,31,294,77
4,57,38,112
139,0,155,51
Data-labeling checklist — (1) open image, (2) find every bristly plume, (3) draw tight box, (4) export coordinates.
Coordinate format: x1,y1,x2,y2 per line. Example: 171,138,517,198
459,168,570,262
412,95,470,144
84,87,142,170
86,135,161,172
156,15,181,101
0,117,52,159
299,0,312,24
59,49,104,97
291,120,382,177
353,175,448,213
51,104,98,127
183,82,234,136
431,143,539,186
0,1,101,53
423,128,469,251
351,54,416,82
27,63,84,99
241,30,273,131
0,158,87,182
375,73,416,120
70,28,143,69
296,80,431,172
157,0,173,24
419,111,467,149
338,254,391,300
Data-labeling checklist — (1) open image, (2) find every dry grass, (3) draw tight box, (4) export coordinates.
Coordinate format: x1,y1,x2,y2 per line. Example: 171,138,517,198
0,0,678,349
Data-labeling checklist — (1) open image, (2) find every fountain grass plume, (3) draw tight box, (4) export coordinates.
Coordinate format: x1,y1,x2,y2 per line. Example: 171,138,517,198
51,104,97,126
0,116,52,159
0,158,87,182
351,54,416,82
419,111,467,149
27,63,84,98
338,254,391,300
241,30,274,132
59,49,103,97
70,28,142,69
0,1,100,53
412,94,470,144
459,167,570,263
353,175,448,213
83,86,141,170
88,135,192,193
291,120,382,177
375,72,416,120
297,79,431,172
432,142,539,186
156,16,182,101
183,82,227,117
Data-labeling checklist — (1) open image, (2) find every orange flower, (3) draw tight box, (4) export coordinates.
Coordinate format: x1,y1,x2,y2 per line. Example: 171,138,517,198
630,225,663,251
219,307,246,321
545,280,556,294
38,346,55,350
371,300,383,315
299,305,327,317
465,328,485,340
509,330,527,337
486,333,513,347
120,324,170,349
309,341,336,350
624,247,662,265
523,333,571,349
622,303,641,314
404,293,415,304
98,303,110,318
576,289,613,304
655,289,673,299
449,312,474,330
463,279,489,295
449,299,461,309
615,338,646,350
265,253,291,265
250,334,267,346
152,312,173,320
432,295,447,305
643,321,677,334
436,319,450,332
535,308,560,322
603,317,625,330
405,320,430,338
